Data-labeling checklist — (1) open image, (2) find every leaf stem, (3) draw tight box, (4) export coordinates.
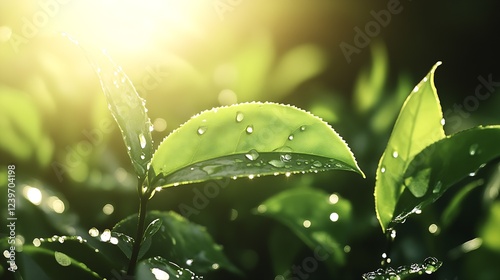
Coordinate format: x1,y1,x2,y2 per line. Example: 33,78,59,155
127,186,149,275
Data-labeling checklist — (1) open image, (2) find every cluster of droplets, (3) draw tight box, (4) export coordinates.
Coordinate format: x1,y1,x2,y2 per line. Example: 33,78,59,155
88,227,119,245
362,257,442,280
149,257,201,280
391,205,422,225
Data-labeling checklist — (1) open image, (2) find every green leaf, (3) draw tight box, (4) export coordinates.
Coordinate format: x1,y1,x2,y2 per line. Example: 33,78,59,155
395,126,500,223
21,246,103,280
142,218,162,243
136,257,202,280
441,179,484,228
113,211,239,274
150,102,364,189
257,188,352,266
89,48,154,181
26,236,120,278
375,62,445,232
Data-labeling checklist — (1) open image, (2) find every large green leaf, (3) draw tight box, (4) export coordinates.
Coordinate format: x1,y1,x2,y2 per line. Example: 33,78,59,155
88,47,153,181
150,102,364,189
257,188,352,267
136,257,202,280
113,211,239,274
394,126,500,223
375,62,445,232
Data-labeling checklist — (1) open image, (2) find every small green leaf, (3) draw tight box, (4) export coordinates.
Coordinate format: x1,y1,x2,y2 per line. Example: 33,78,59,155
441,179,484,228
26,236,120,278
257,188,352,266
113,211,239,274
150,102,364,189
89,49,154,181
395,126,500,223
375,62,445,232
22,246,103,280
136,257,202,280
142,218,162,243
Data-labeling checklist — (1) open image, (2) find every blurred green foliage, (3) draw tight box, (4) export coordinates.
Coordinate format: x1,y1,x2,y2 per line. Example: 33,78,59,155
1,0,500,279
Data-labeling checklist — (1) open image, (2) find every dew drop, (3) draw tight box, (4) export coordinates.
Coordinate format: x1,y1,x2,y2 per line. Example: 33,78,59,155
139,134,147,149
329,212,339,222
88,227,99,237
248,174,255,179
469,143,479,156
285,172,291,177
151,268,169,280
432,181,442,194
280,154,292,162
288,134,294,141
389,229,397,240
236,111,244,122
54,251,71,267
381,167,386,173
246,125,254,134
440,118,446,126
313,161,323,168
300,125,306,131
33,238,41,247
329,194,339,204
197,126,207,135
269,160,285,168
423,77,428,82
245,149,260,161
303,220,311,228
392,151,399,158
413,85,419,92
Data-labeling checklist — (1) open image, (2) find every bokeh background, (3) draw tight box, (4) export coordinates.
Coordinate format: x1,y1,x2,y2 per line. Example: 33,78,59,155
1,0,500,279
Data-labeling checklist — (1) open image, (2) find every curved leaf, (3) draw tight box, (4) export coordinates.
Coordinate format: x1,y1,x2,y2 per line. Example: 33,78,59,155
21,246,102,280
113,211,239,274
257,188,352,266
150,102,364,189
86,46,153,181
394,126,500,223
27,236,119,277
375,62,445,232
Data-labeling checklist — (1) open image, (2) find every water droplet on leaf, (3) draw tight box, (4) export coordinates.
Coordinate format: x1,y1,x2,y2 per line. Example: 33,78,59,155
288,134,294,140
236,111,244,122
245,149,260,161
392,151,399,158
269,160,285,168
280,154,292,162
139,134,147,149
246,125,254,134
469,143,479,156
197,126,207,135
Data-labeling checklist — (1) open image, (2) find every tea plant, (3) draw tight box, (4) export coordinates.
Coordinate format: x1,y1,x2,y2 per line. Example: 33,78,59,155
2,48,500,280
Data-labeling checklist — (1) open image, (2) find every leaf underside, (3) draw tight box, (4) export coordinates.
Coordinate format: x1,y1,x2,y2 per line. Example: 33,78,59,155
89,48,154,181
394,126,500,223
150,102,364,189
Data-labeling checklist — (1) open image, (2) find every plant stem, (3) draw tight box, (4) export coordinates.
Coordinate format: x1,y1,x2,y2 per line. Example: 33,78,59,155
127,191,149,275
